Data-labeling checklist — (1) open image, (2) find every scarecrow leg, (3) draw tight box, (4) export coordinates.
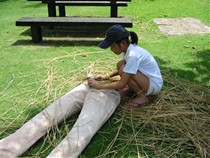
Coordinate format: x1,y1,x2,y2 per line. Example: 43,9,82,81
0,83,89,157
47,89,121,158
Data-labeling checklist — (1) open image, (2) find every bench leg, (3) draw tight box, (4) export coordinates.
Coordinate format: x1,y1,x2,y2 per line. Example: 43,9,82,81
31,26,42,43
59,6,66,17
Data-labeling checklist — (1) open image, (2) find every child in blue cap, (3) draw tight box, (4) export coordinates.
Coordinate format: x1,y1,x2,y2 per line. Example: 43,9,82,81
88,25,163,107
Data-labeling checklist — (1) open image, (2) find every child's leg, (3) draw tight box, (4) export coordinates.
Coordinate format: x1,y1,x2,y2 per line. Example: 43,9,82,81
117,60,149,106
0,83,89,157
46,89,120,158
127,73,149,106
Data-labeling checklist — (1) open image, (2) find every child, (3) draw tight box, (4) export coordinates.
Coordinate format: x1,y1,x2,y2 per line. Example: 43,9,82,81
88,24,163,107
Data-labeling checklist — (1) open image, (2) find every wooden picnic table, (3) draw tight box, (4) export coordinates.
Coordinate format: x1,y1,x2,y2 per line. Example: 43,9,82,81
28,0,131,17
17,0,132,42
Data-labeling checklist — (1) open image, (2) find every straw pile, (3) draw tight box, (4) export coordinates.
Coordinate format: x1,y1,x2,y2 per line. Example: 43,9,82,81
96,75,209,158
0,52,209,157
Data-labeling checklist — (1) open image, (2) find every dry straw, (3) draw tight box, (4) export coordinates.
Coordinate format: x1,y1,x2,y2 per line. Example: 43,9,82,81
101,75,209,158
0,51,209,157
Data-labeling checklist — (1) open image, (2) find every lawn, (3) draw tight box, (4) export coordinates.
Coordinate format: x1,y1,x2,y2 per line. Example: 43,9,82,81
0,0,209,157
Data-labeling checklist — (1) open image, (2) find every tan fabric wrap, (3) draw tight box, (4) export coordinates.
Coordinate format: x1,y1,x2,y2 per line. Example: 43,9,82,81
0,84,120,158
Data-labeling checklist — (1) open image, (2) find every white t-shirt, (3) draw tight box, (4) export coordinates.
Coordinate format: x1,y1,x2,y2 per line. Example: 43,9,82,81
123,44,163,91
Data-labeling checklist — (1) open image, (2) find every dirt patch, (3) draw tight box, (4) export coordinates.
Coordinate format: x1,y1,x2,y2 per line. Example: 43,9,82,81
153,17,210,36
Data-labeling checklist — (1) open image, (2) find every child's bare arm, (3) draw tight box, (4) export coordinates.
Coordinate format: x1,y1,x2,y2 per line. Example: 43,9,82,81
96,70,119,80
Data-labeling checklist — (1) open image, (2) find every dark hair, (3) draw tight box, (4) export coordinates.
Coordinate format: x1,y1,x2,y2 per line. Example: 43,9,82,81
115,31,138,45
129,31,138,44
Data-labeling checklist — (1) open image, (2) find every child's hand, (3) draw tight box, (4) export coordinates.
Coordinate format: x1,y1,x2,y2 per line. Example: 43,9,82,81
88,78,100,89
95,75,106,81
96,73,111,80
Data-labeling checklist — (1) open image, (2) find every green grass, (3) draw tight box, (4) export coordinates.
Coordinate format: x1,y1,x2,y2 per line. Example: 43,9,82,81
0,0,209,157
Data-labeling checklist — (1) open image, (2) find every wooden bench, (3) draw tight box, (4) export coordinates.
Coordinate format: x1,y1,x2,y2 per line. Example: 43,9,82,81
16,16,132,42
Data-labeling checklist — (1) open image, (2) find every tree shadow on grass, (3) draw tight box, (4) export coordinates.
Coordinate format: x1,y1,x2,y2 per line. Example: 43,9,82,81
13,39,101,47
0,0,8,3
155,49,210,87
13,26,106,46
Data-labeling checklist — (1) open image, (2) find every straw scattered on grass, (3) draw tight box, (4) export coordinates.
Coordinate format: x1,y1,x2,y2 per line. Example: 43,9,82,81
0,52,209,158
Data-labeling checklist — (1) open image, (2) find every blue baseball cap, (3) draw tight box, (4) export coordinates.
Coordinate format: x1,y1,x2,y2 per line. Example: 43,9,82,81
98,25,130,49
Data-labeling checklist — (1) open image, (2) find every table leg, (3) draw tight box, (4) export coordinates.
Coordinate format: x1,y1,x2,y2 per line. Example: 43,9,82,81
47,2,56,17
110,0,118,17
59,6,66,17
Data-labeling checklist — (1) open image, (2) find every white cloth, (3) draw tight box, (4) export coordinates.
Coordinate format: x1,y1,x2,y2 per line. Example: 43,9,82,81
0,83,120,158
123,44,163,95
